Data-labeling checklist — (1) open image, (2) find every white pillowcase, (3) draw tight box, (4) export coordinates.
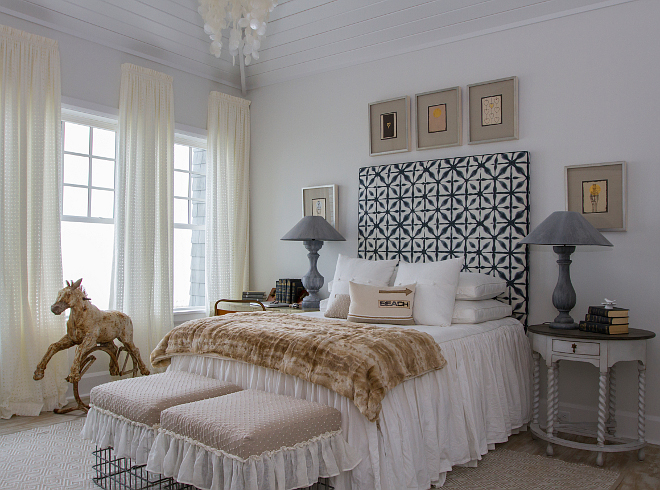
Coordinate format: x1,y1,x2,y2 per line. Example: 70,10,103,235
452,299,513,324
394,258,463,326
325,255,398,312
456,272,507,300
347,282,416,325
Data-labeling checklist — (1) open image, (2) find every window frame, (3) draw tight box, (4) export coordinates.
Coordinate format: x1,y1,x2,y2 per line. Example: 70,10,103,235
61,109,118,225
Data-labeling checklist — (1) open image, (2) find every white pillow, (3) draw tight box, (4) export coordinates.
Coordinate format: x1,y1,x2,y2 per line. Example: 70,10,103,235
394,258,463,326
456,272,507,300
452,299,513,324
326,255,398,311
324,294,350,319
347,282,416,325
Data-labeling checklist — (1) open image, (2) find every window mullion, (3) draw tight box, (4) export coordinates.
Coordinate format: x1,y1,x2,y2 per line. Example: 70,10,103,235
87,128,93,218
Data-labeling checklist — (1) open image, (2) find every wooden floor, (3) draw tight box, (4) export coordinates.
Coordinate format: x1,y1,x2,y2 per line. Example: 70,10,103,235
1,408,658,489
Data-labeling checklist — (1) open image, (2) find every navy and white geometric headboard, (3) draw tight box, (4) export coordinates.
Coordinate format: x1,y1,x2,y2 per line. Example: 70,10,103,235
358,151,530,325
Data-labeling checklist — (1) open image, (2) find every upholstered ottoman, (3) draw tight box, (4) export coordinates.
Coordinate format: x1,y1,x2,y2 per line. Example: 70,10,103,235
147,389,361,490
82,371,242,464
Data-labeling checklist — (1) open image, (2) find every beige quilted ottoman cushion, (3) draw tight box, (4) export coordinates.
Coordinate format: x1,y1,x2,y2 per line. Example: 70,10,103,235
160,389,342,460
90,371,242,428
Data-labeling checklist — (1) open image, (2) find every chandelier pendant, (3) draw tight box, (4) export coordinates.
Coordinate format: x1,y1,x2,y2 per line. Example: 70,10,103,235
198,0,277,66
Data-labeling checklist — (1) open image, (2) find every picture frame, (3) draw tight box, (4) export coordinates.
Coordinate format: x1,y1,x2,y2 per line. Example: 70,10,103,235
468,76,518,144
369,96,410,156
302,184,338,229
565,162,627,231
415,87,462,150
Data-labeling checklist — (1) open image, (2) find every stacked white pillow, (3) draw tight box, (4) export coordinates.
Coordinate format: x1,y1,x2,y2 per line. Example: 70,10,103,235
324,254,398,317
452,272,511,323
394,258,463,326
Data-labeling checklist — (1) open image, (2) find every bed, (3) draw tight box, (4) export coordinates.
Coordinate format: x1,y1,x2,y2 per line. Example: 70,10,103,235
160,151,532,490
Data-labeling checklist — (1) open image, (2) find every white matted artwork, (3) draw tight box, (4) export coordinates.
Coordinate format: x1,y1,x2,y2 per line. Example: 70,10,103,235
565,162,627,231
302,184,338,229
468,76,518,144
415,86,462,150
369,96,411,156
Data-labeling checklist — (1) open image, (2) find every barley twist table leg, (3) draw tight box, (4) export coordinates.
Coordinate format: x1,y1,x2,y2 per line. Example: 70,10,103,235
638,361,646,461
596,370,608,466
532,352,540,426
607,364,616,435
553,361,560,428
546,361,557,456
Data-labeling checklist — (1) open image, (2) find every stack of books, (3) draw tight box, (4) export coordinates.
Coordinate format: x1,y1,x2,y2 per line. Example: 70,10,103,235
275,279,305,304
242,291,266,302
579,306,629,334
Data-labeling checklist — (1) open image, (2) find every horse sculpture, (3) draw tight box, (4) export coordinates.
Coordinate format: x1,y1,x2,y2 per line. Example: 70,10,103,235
34,278,149,384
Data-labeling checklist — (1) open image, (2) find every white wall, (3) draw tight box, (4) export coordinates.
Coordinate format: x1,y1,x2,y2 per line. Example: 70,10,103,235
249,0,660,442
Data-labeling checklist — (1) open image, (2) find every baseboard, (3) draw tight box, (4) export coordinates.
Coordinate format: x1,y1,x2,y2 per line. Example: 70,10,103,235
540,398,659,445
65,371,114,402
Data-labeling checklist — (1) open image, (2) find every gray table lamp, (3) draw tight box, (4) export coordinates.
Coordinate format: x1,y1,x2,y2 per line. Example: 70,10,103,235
281,216,345,309
519,211,613,329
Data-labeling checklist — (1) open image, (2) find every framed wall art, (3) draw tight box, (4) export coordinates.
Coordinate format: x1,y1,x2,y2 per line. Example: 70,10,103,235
416,87,462,150
302,184,338,229
468,76,518,144
369,96,410,156
565,161,627,231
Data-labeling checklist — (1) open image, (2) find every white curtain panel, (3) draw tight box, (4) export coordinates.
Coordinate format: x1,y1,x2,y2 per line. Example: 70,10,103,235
111,63,174,370
0,25,68,418
206,92,250,311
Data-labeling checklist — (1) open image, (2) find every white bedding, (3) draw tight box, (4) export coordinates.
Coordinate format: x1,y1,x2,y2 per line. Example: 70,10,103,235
166,315,532,490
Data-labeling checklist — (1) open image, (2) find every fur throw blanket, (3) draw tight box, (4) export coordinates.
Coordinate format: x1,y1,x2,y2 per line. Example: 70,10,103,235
151,312,446,422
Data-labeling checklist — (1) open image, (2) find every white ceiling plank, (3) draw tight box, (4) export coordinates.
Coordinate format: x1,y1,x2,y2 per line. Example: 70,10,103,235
246,0,637,88
1,0,242,87
250,0,552,73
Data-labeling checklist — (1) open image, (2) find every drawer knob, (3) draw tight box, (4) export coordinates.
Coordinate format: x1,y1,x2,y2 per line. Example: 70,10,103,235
572,343,577,353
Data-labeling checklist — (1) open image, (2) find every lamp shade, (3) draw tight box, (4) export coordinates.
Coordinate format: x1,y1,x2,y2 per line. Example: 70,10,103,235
281,216,346,242
519,211,612,247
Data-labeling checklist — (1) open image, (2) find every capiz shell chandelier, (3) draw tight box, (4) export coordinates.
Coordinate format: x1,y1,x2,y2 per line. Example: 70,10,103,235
198,0,277,66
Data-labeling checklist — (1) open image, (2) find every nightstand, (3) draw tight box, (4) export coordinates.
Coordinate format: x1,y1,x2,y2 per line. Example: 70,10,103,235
528,324,655,466
267,307,319,313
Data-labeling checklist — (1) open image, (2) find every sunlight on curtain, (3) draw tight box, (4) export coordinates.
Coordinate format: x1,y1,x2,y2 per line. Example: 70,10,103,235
0,25,68,418
110,63,174,370
206,92,250,313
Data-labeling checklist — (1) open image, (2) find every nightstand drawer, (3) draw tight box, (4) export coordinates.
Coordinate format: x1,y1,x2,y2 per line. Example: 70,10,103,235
553,339,600,356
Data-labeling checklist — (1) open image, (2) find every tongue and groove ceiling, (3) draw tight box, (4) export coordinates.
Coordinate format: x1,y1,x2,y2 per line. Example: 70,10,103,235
0,0,635,93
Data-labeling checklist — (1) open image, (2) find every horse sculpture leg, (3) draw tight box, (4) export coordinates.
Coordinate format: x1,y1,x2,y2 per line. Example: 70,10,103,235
117,333,150,376
67,335,98,383
34,335,76,380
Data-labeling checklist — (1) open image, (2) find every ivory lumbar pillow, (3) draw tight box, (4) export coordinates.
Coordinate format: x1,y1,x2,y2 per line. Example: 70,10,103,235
394,258,463,326
456,272,507,300
347,282,416,325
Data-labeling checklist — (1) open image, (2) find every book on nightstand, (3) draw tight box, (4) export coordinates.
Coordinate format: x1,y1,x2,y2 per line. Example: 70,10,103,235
584,314,628,325
579,321,629,335
587,306,629,318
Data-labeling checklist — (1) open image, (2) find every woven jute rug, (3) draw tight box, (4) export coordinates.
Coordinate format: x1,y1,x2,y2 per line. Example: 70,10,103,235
443,448,622,490
0,419,622,490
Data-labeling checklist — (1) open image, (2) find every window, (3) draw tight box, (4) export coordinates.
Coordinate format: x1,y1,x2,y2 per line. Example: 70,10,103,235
60,116,117,310
173,142,206,309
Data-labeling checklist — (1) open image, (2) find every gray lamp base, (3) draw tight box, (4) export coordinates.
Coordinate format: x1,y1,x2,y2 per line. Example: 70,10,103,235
549,245,579,330
301,240,324,310
548,321,579,330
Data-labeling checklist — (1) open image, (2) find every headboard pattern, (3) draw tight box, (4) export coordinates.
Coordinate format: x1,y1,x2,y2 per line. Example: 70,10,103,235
358,151,530,325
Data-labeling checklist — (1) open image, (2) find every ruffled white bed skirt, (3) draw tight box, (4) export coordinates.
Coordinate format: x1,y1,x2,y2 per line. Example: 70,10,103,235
82,405,156,465
146,428,362,490
166,318,532,490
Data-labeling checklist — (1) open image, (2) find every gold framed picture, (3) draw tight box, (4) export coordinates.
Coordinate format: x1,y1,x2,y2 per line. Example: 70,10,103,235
416,87,461,150
565,162,627,231
369,96,410,156
468,76,518,144
302,184,338,229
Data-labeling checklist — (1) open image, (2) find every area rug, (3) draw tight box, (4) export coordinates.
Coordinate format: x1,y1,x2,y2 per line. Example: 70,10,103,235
442,448,622,490
0,419,622,490
0,418,96,490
